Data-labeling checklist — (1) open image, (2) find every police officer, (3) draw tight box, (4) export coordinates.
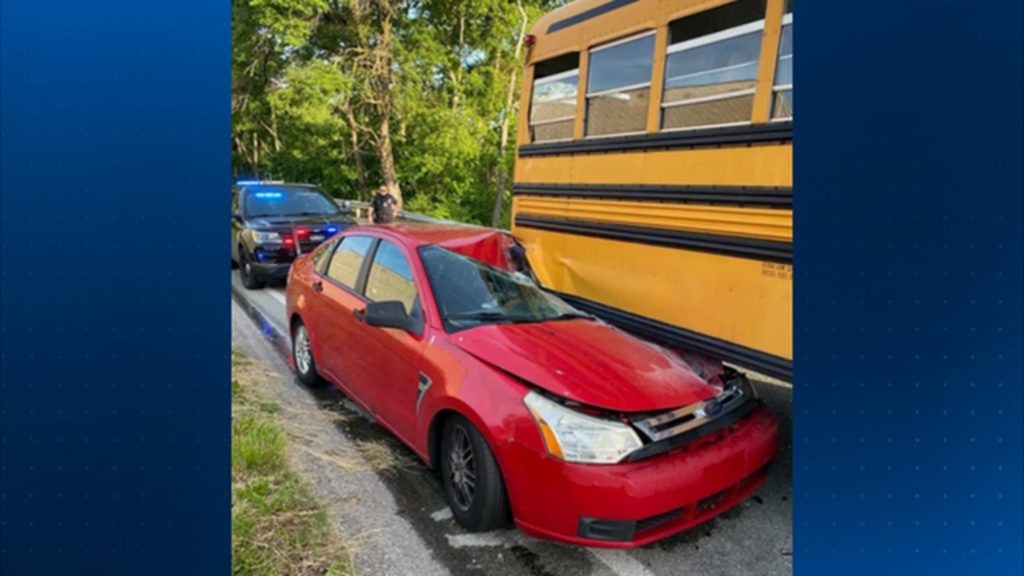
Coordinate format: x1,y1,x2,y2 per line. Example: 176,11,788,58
367,185,400,224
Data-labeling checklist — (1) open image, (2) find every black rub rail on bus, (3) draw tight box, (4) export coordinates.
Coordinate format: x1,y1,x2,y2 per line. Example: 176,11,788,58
552,291,793,382
514,215,793,264
512,183,792,209
518,122,793,158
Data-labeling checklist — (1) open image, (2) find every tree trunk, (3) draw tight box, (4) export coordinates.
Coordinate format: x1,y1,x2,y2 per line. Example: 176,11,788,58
252,131,260,176
491,1,528,227
452,6,466,109
373,1,402,203
341,102,368,200
346,0,402,203
377,113,401,202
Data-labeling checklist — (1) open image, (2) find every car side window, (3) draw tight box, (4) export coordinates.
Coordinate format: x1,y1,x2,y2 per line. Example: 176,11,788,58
364,240,419,316
326,235,374,290
311,236,341,275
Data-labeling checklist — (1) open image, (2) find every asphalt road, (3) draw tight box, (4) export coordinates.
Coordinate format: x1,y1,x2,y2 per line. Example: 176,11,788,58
231,271,793,576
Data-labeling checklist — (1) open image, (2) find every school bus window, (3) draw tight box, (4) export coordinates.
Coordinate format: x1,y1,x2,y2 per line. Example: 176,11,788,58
661,0,767,130
529,53,579,143
585,32,655,138
771,12,793,120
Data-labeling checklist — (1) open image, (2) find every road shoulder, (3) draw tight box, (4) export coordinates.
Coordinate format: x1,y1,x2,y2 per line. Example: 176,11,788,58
232,300,452,576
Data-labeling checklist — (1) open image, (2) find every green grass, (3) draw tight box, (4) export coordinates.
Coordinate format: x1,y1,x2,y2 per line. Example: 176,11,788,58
232,350,353,576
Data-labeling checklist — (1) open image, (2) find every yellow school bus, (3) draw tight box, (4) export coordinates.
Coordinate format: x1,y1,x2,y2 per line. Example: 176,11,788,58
512,0,792,380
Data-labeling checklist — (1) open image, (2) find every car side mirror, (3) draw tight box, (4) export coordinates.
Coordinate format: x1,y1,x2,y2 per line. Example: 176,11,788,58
360,301,419,333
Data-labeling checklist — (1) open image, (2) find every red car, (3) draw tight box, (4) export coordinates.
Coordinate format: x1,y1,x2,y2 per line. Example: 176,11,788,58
285,223,778,547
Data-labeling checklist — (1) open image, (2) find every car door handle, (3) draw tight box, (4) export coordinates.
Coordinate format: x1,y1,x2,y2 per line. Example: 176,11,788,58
312,280,323,293
353,308,365,321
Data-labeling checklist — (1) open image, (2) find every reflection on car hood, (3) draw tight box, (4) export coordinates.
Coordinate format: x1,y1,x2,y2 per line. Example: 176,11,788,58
450,319,719,412
249,214,353,229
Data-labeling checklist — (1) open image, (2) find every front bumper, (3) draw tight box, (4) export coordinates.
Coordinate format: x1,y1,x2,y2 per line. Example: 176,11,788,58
246,243,302,281
248,260,292,281
506,402,778,548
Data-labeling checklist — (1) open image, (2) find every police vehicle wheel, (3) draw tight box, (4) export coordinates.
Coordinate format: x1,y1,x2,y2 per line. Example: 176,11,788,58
239,249,265,290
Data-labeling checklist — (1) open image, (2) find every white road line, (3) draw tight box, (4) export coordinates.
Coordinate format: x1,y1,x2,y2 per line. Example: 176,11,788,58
442,528,528,549
589,549,658,576
268,289,286,306
442,526,657,576
430,508,453,522
444,533,511,549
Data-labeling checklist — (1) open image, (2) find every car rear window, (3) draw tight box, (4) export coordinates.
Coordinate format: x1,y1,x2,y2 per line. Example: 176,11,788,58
364,240,419,316
326,235,374,290
311,236,341,274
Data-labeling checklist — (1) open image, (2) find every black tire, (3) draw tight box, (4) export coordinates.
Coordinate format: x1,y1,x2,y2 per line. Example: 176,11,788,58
291,321,325,387
238,247,265,290
440,415,509,532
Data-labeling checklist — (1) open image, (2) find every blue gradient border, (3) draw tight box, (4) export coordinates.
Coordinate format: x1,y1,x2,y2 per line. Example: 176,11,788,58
1,0,230,574
797,0,1022,574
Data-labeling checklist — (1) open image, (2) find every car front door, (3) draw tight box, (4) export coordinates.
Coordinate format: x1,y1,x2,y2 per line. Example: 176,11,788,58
310,235,376,396
348,239,428,443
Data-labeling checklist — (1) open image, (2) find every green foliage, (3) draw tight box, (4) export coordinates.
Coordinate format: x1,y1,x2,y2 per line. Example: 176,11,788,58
233,0,330,176
233,0,568,221
267,61,361,194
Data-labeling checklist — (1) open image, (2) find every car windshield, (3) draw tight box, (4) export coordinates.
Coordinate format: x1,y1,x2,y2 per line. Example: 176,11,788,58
418,244,591,330
243,187,340,218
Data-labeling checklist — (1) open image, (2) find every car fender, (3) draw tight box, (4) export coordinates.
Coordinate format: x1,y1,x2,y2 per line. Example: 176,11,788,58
287,264,318,352
418,339,548,449
416,359,549,515
418,395,496,462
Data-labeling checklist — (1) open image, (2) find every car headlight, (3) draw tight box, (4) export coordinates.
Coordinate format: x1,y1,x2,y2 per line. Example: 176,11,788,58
523,391,642,464
249,230,282,243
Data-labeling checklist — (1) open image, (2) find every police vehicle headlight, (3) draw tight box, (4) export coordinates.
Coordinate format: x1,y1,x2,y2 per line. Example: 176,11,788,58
249,230,282,243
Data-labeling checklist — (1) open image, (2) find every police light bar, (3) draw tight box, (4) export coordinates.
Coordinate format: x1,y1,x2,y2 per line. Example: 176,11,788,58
235,179,285,186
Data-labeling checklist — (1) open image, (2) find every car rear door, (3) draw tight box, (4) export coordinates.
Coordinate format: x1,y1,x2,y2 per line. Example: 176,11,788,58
309,235,376,393
348,239,428,442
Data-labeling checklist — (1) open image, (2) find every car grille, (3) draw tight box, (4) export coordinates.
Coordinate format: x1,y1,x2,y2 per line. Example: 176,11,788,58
635,507,685,533
624,372,756,461
630,381,748,443
696,490,727,513
279,227,332,255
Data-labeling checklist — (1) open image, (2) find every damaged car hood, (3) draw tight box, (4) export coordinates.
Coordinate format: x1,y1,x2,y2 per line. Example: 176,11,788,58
450,319,719,412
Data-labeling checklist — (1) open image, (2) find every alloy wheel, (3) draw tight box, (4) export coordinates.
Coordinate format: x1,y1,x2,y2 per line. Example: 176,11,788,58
448,424,477,511
294,325,312,375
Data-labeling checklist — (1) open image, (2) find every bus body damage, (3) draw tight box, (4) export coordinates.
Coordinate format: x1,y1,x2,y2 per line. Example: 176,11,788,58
511,0,793,380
